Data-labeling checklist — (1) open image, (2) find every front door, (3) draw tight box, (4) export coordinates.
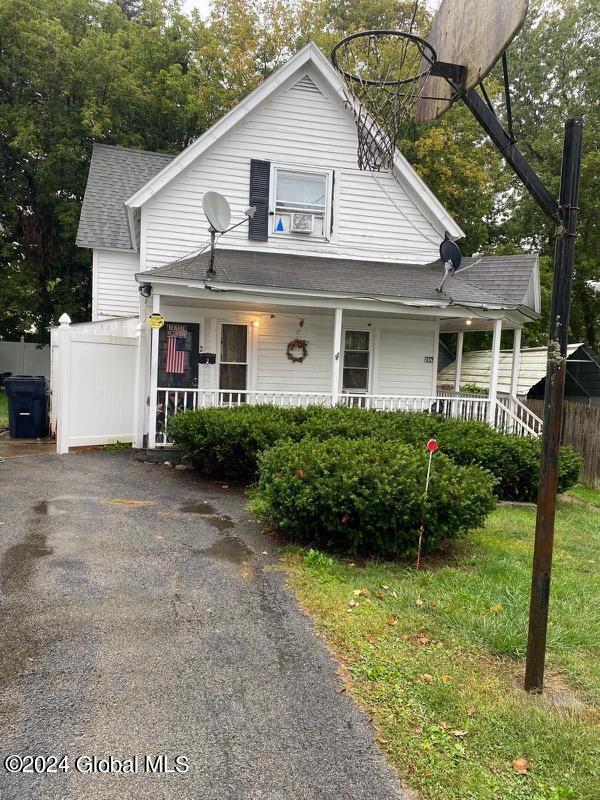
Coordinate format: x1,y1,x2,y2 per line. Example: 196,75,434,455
219,323,248,401
158,322,200,389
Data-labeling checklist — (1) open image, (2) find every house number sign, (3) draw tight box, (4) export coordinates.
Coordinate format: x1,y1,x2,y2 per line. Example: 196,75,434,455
147,313,165,329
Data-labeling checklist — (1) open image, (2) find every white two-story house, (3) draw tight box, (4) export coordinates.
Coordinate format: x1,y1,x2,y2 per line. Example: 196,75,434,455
56,42,542,452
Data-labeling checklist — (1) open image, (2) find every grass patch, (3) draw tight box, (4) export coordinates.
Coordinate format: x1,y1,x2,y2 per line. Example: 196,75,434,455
566,485,600,507
283,504,600,799
0,389,8,428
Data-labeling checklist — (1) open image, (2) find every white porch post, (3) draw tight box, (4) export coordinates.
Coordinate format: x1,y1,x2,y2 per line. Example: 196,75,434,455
331,308,343,406
147,293,160,449
56,313,72,455
510,327,522,401
454,330,464,392
488,318,502,426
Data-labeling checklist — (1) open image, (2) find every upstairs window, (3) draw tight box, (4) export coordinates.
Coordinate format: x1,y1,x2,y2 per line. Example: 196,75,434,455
272,167,331,238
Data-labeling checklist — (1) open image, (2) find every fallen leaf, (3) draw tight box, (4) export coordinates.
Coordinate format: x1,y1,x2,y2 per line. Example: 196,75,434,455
348,599,358,608
414,726,423,734
375,591,384,600
512,757,531,775
429,601,438,609
441,674,452,682
335,686,346,694
420,673,433,682
466,707,476,717
295,469,305,479
418,635,430,645
415,598,424,606
353,589,362,596
438,721,448,729
386,617,398,626
381,584,389,590
451,729,468,738
489,602,504,614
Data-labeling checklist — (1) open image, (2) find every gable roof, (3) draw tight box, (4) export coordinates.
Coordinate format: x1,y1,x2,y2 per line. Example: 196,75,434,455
138,250,538,311
76,144,173,250
123,42,464,241
438,343,584,395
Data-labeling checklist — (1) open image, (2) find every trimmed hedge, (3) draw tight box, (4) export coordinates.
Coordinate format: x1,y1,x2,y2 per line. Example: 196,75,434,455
251,437,497,556
168,404,582,500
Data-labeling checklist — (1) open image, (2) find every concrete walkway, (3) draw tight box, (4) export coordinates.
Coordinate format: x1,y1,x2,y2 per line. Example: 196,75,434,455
0,452,404,800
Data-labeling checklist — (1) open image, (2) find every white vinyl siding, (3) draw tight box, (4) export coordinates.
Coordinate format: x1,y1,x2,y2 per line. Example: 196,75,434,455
141,69,442,270
157,305,436,397
93,249,140,319
377,320,437,396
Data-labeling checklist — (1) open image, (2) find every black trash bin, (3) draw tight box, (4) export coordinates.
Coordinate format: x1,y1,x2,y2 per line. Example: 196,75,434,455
4,376,48,438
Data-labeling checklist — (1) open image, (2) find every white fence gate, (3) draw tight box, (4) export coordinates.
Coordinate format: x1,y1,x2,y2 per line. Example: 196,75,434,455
51,314,140,453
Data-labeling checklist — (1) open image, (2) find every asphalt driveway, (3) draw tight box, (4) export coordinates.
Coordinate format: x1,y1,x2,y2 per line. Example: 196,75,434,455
0,452,404,800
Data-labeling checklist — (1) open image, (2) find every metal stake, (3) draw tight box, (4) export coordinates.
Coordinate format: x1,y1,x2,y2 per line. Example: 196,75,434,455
525,117,583,693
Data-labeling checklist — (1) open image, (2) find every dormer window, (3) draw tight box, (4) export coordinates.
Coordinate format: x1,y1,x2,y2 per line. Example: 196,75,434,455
272,166,332,238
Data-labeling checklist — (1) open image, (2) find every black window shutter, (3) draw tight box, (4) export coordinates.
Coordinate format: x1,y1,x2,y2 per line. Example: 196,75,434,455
248,159,270,241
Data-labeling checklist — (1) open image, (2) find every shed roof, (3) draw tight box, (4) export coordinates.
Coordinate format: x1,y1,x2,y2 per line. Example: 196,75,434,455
76,144,174,250
438,344,587,395
139,249,539,310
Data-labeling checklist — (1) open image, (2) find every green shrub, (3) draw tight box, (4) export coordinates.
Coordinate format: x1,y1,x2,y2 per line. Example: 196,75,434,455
251,437,497,556
168,404,308,481
168,405,582,499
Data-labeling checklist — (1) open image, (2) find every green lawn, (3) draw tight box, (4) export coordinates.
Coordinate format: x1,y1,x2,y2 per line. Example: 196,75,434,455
0,389,8,427
284,501,600,800
566,485,600,506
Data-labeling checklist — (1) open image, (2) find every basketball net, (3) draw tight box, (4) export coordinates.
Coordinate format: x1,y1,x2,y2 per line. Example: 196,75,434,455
332,31,436,171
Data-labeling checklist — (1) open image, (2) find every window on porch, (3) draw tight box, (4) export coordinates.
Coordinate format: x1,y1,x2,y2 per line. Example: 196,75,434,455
342,330,370,393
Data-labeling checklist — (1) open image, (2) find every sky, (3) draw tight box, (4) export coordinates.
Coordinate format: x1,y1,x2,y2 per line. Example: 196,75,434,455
181,0,213,17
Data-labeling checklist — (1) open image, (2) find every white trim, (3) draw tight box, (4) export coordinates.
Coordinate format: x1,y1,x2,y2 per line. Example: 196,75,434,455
123,43,464,240
454,331,464,392
147,293,161,449
488,318,502,425
331,308,343,404
511,327,522,398
91,250,99,321
430,318,440,395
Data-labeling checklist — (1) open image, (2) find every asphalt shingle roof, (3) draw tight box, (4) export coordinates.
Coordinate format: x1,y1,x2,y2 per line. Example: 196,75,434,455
140,249,538,309
76,144,174,250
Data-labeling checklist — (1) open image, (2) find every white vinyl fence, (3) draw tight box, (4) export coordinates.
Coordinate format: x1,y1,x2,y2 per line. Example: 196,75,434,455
51,314,140,453
0,338,50,377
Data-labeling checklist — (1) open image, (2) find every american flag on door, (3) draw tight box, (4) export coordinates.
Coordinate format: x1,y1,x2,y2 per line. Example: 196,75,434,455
165,324,188,374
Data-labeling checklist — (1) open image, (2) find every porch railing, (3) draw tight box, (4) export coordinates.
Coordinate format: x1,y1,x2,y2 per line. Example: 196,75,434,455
154,388,542,446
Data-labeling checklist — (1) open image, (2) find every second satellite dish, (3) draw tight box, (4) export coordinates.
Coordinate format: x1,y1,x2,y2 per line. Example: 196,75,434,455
203,191,232,232
440,239,462,270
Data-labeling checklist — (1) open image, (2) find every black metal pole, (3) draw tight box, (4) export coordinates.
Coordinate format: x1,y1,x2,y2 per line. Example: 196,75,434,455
524,117,583,693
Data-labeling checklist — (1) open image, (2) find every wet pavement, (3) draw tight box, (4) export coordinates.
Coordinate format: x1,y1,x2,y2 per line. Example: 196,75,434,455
0,451,404,800
0,430,55,459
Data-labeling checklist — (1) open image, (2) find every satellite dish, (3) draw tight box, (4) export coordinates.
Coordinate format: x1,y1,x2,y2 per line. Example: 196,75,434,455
203,191,232,232
440,239,462,269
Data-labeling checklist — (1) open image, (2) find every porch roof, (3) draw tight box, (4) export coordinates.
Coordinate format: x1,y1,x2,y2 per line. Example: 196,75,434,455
139,249,539,310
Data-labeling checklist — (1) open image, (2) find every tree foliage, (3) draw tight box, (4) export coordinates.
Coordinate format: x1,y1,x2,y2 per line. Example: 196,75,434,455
0,0,598,348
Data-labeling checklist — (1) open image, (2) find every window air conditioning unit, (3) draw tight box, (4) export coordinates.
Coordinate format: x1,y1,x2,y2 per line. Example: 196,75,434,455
291,212,314,233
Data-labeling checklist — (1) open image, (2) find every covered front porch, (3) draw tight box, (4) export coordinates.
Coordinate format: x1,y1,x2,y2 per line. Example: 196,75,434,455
137,285,542,448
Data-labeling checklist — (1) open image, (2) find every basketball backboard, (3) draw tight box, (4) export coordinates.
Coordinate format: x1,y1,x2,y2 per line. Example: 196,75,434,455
415,0,529,123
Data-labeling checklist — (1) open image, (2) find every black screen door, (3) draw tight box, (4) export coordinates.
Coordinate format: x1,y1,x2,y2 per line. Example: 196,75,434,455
219,324,247,397
158,322,200,389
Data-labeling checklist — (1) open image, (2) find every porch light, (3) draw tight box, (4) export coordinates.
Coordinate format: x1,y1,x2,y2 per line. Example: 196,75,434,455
139,283,152,298
251,319,260,329
465,318,473,326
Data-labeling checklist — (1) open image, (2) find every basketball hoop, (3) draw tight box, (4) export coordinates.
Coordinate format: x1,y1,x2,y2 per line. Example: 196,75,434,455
332,30,437,171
